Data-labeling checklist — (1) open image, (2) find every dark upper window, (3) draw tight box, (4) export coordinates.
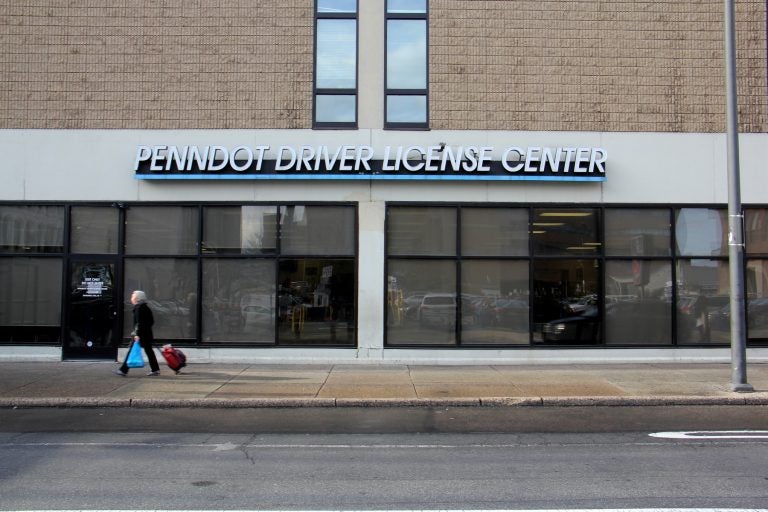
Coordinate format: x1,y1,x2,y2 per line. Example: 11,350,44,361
385,0,428,129
314,0,358,128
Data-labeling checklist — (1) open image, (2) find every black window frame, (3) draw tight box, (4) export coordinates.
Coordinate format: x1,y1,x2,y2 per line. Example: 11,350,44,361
313,0,359,129
383,203,767,349
384,0,429,130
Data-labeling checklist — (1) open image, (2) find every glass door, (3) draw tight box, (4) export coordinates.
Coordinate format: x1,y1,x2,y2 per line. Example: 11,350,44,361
63,258,120,359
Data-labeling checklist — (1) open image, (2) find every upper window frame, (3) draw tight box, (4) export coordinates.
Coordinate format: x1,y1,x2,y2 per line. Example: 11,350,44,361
385,0,429,130
313,0,359,129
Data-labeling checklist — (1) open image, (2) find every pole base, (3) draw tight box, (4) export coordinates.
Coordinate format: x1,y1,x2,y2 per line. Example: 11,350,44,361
731,382,754,393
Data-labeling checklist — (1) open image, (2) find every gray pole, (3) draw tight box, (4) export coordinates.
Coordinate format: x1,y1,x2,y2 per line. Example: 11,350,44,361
724,0,752,392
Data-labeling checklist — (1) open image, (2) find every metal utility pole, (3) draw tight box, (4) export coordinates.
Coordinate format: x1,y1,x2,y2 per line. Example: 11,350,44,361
723,0,752,392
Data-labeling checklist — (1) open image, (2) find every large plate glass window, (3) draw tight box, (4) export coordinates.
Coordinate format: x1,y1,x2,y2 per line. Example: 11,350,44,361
202,259,276,344
124,258,197,342
385,0,428,128
71,206,119,254
277,205,356,346
0,257,62,343
674,208,730,344
314,0,358,127
744,208,768,342
0,205,64,253
603,208,672,345
386,206,530,346
125,206,198,255
531,208,601,345
202,206,277,255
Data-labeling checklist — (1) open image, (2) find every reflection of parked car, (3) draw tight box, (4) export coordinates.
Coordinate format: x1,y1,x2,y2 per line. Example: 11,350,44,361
540,306,600,344
418,293,456,327
404,294,427,320
561,295,597,315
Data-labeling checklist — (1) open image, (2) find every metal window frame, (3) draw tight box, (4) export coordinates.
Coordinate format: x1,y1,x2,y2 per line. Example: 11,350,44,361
313,0,359,129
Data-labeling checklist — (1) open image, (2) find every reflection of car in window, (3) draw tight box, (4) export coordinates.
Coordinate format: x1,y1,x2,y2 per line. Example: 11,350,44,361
540,297,600,344
418,293,456,327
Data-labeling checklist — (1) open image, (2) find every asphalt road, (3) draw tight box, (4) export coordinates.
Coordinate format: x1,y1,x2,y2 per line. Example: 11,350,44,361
1,430,767,510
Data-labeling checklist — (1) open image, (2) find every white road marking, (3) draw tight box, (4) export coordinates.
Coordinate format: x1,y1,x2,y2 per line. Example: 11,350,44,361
650,430,768,439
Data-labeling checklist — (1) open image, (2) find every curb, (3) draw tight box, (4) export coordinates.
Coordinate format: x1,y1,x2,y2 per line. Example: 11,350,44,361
1,394,768,409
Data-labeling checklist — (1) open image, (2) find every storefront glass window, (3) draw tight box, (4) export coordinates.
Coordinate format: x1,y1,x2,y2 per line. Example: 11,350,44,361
202,206,277,255
532,259,600,344
675,208,728,257
0,205,64,253
279,206,355,256
71,206,119,254
605,208,671,257
278,259,355,346
745,209,768,255
531,208,599,256
675,259,730,344
125,206,198,255
387,206,456,256
461,260,528,345
0,257,62,342
461,208,528,257
123,258,197,341
746,259,768,340
604,260,672,344
202,259,276,344
387,259,456,345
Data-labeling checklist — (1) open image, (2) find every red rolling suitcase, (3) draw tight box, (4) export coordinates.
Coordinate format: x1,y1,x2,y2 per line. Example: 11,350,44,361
161,344,187,374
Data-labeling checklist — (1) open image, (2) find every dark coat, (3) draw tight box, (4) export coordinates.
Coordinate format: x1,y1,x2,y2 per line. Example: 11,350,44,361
132,301,155,343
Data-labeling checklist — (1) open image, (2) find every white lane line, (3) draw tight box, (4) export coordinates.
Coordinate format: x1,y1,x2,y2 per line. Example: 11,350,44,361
650,430,768,439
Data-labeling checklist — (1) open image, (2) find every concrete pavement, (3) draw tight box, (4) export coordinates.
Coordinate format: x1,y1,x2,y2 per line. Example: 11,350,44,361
1,361,768,408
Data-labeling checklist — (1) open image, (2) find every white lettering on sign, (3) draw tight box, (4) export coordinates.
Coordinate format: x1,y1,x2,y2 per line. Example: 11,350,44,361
134,144,608,178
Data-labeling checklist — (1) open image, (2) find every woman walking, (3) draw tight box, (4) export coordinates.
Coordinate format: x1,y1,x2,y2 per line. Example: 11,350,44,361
114,290,161,376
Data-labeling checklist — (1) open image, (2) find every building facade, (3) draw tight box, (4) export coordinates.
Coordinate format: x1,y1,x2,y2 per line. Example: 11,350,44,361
1,0,767,364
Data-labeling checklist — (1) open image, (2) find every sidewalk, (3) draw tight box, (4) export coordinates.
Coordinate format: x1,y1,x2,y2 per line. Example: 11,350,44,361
1,361,768,408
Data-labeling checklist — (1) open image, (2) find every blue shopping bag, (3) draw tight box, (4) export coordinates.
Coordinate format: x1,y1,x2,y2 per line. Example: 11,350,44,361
126,339,145,368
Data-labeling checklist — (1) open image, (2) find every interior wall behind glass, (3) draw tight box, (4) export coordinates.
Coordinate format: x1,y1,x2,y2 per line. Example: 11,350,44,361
280,206,355,256
461,208,528,257
387,207,456,256
604,208,671,257
125,206,198,255
0,257,62,326
0,206,64,253
71,206,119,254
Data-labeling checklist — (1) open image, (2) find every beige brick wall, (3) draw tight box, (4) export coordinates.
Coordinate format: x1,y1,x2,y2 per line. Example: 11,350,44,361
430,0,768,132
0,0,313,129
1,0,766,132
